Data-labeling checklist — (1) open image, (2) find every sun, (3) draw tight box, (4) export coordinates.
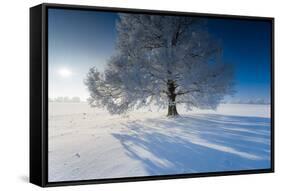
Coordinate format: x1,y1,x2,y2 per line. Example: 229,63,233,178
58,67,72,78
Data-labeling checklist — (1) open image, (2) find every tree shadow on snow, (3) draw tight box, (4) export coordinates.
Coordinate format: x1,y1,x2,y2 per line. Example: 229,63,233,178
112,114,271,175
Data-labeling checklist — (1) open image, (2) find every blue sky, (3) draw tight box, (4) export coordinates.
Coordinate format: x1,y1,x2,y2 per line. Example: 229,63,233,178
48,8,271,102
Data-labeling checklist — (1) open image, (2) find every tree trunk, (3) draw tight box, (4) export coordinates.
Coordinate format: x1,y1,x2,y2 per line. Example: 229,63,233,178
167,101,178,116
167,80,179,117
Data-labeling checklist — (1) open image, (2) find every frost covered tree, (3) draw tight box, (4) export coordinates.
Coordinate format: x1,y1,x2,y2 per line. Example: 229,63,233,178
85,14,234,116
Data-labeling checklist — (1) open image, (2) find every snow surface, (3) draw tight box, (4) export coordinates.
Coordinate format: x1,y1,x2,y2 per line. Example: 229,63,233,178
48,103,271,182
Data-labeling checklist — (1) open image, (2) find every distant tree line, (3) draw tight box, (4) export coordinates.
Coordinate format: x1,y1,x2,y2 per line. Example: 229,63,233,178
49,96,81,103
222,98,270,105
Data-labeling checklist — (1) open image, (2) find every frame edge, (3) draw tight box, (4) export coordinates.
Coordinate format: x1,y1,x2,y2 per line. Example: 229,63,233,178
30,4,45,187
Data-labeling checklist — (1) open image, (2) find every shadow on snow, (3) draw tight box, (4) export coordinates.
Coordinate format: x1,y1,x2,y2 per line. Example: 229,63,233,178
112,114,271,175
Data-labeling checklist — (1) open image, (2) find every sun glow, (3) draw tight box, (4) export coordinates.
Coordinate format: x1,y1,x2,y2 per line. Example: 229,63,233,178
58,67,72,78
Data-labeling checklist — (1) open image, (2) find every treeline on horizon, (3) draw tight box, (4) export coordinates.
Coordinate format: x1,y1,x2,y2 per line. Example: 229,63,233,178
49,96,270,105
49,96,82,103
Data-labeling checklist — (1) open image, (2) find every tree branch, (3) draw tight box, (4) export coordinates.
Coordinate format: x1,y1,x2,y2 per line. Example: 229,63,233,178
176,89,200,96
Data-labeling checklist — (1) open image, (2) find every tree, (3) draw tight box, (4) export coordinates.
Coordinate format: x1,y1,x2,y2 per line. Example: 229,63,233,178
85,14,235,116
71,96,81,103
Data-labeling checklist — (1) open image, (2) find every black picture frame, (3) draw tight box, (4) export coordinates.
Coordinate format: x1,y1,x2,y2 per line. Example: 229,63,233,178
30,3,275,187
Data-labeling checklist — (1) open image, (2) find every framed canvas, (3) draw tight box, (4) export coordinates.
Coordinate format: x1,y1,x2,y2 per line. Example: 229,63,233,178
30,3,274,187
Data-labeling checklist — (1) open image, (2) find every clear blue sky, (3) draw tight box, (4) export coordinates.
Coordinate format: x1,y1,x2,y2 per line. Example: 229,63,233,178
48,8,271,102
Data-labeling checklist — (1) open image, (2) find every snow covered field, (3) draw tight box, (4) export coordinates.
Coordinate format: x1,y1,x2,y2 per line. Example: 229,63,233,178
48,103,271,182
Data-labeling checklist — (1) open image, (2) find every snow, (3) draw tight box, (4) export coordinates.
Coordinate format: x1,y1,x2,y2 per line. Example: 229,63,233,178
48,103,271,182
